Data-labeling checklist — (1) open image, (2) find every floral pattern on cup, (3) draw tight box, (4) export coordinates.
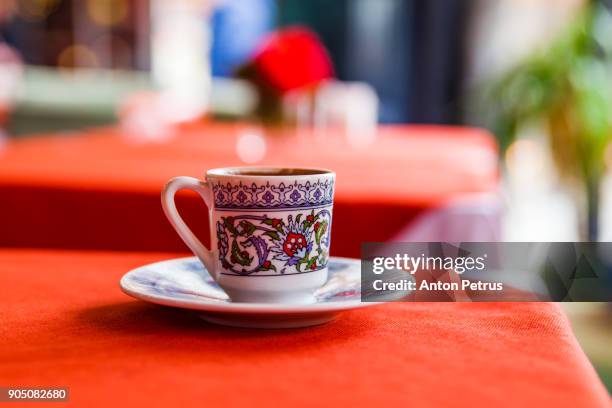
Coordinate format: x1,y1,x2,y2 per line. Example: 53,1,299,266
216,209,331,276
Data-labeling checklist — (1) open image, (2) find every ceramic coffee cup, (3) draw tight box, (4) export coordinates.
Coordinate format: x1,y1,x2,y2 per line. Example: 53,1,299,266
162,167,335,304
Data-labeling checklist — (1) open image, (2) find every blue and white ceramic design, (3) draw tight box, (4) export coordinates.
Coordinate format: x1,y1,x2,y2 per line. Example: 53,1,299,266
120,256,376,328
161,167,336,305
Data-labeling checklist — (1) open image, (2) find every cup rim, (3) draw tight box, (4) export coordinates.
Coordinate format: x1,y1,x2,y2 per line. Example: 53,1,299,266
206,166,335,179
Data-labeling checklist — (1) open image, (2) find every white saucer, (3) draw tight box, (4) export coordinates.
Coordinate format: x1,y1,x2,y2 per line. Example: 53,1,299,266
120,256,377,328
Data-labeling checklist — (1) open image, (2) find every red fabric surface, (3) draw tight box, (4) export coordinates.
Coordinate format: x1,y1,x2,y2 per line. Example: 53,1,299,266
1,249,610,408
0,124,498,257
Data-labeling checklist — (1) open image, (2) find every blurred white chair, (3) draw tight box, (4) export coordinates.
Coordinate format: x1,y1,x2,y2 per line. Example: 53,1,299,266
391,193,502,242
284,79,379,147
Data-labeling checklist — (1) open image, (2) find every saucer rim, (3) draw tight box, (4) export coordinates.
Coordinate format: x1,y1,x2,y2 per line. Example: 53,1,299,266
120,256,380,314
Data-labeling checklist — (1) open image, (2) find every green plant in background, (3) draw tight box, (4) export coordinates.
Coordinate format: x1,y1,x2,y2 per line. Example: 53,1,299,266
489,2,612,240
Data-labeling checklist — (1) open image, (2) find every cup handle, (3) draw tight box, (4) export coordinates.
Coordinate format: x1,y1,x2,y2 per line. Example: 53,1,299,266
161,176,218,279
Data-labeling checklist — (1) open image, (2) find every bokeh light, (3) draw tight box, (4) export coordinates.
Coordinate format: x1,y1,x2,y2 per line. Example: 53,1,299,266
505,138,547,183
16,0,60,21
57,44,99,70
236,128,267,163
86,0,128,27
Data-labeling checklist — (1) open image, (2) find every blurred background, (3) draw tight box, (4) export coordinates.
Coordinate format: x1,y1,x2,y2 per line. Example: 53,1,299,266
0,0,610,391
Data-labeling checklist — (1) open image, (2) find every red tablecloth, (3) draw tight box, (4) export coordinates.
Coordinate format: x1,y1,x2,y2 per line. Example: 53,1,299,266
0,123,498,257
0,249,609,407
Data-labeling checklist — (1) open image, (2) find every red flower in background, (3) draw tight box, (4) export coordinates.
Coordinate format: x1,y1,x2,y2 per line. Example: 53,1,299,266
252,26,334,93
